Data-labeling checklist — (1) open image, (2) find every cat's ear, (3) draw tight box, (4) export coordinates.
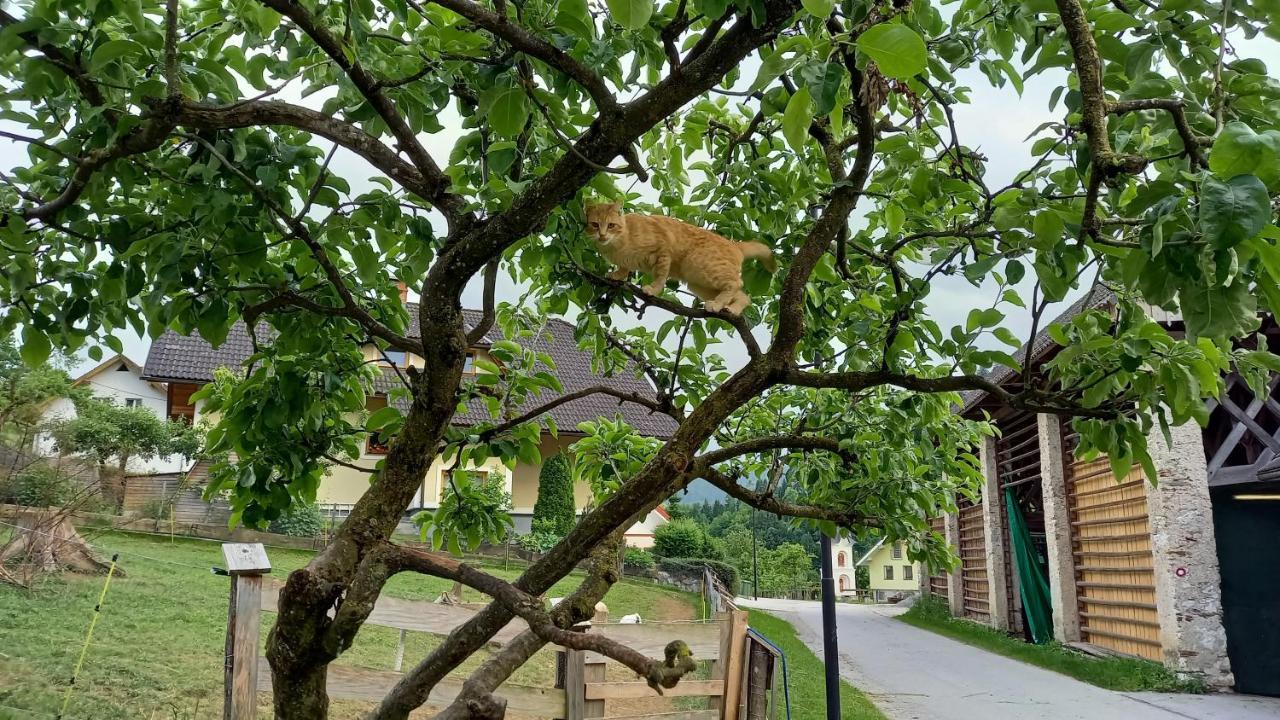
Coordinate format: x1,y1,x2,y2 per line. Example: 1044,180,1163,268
608,201,622,213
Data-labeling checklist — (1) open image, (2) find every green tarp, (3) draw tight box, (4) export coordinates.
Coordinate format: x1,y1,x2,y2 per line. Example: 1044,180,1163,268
1004,488,1054,644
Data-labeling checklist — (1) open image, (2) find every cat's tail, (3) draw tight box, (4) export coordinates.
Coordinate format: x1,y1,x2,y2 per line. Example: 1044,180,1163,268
738,242,777,272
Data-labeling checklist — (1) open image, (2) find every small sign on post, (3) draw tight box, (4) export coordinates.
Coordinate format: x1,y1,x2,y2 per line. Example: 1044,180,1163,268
222,543,271,720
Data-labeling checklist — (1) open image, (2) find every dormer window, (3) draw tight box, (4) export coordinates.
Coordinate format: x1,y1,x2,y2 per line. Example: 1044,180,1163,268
463,351,476,373
382,349,407,367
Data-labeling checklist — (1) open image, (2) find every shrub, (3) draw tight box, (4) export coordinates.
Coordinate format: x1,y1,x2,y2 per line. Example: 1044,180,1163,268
138,498,170,520
531,454,575,536
653,518,715,559
517,523,561,553
9,465,74,507
623,547,655,570
658,556,740,593
270,501,324,537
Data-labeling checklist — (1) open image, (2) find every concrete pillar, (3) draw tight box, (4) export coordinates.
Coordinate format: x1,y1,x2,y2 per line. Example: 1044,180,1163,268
1146,419,1234,689
979,434,1010,631
1038,413,1081,643
943,510,965,617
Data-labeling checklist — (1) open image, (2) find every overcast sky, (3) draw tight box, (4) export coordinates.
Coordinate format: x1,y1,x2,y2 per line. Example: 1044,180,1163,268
4,13,1279,377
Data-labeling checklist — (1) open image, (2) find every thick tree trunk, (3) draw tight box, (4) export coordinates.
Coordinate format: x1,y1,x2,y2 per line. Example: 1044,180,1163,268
264,304,470,717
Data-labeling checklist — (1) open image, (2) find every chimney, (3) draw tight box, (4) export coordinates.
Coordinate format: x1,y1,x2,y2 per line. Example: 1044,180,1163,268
396,280,409,303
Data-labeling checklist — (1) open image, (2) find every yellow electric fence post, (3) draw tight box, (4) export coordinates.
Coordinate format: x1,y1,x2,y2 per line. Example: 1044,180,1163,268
57,553,120,719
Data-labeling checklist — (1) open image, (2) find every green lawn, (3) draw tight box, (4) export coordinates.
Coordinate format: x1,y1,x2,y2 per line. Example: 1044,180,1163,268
746,610,887,720
898,595,1204,693
0,530,697,719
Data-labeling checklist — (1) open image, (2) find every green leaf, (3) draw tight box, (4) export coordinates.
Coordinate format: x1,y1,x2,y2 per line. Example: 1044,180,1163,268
1210,121,1280,189
799,62,843,117
90,39,144,72
801,0,835,18
605,0,654,30
856,24,927,80
480,81,530,138
1032,211,1064,249
555,0,594,38
1180,277,1258,338
367,406,402,432
20,326,51,366
782,87,813,153
1199,174,1271,249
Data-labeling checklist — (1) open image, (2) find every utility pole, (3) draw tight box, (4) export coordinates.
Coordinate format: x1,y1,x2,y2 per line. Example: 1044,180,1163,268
819,534,841,720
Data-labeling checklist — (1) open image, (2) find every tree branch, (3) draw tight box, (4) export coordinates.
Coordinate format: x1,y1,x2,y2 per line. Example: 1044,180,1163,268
578,267,761,358
779,367,1119,418
474,385,674,444
695,433,854,466
184,135,422,354
259,0,466,225
425,0,617,114
1107,97,1209,168
696,466,875,528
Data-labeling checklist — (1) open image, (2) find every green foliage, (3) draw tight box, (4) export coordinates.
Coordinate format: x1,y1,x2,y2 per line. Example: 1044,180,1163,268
5,464,75,507
855,23,927,80
269,501,325,538
623,547,656,570
755,542,818,595
902,595,1204,694
531,454,576,537
415,470,514,555
572,416,660,502
0,338,77,444
653,518,718,559
48,396,198,472
656,556,740,594
517,524,563,554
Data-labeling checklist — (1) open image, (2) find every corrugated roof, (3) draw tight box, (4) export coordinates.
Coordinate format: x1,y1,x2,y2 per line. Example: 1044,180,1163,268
959,287,1118,413
142,307,677,438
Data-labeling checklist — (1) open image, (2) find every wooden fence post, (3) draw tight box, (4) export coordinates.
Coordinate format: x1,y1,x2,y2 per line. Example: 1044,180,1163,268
222,543,270,720
744,639,773,720
720,609,748,720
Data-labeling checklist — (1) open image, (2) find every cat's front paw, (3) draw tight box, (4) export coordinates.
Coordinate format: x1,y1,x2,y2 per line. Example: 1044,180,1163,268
607,269,630,281
643,284,664,296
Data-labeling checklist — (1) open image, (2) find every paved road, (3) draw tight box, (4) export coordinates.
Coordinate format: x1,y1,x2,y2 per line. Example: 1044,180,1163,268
740,597,1280,720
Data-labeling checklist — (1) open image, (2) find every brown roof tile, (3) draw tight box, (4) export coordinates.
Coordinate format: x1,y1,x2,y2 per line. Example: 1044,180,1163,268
142,307,676,438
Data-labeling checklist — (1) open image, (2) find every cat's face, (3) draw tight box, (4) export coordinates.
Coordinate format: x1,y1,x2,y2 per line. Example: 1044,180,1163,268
584,203,625,246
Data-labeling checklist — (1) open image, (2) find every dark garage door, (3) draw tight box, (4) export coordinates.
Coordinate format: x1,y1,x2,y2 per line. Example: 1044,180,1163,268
1213,484,1280,696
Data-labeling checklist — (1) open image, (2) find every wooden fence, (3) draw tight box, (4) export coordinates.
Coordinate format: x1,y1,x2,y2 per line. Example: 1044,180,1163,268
220,543,752,720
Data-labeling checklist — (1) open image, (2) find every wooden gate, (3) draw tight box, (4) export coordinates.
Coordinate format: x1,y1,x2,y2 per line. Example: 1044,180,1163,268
957,498,990,622
1064,431,1161,660
927,515,948,598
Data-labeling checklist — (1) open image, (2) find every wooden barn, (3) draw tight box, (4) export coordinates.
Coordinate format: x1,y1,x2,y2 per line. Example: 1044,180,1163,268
926,291,1280,694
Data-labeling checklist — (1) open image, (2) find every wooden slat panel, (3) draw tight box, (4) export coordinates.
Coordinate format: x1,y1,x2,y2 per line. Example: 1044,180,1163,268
927,515,948,597
603,711,718,720
584,622,722,660
255,658,565,714
261,580,525,643
958,500,989,622
584,680,723,700
1065,433,1161,661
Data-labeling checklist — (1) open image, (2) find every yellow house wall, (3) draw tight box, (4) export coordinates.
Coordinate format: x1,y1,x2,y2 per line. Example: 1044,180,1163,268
864,543,922,592
320,432,588,510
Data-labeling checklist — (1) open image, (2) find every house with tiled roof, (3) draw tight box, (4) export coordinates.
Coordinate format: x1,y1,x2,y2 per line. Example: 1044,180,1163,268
141,300,677,538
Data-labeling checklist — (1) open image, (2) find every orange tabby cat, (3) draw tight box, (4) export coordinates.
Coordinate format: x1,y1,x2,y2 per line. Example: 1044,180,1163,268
584,203,775,315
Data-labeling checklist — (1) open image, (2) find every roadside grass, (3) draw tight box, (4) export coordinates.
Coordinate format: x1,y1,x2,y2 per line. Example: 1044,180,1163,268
898,595,1205,693
0,530,697,719
746,609,887,720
